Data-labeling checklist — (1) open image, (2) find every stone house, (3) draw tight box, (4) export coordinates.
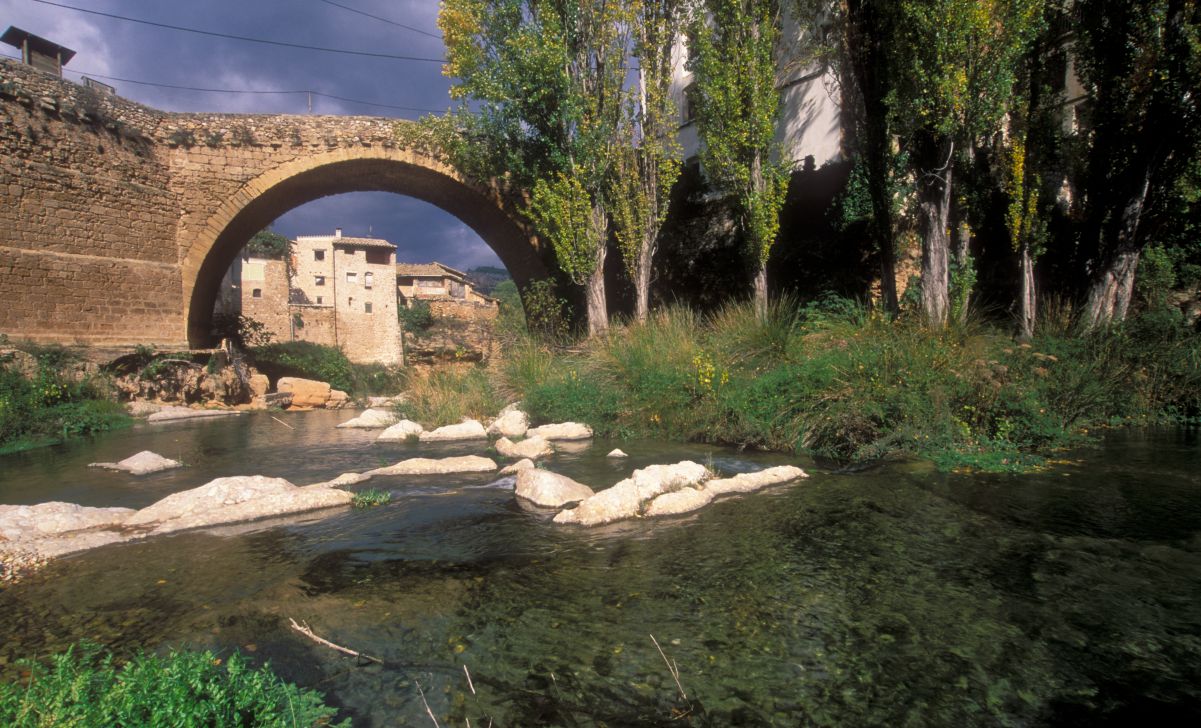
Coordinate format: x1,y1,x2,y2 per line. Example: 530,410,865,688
216,229,402,365
396,262,498,313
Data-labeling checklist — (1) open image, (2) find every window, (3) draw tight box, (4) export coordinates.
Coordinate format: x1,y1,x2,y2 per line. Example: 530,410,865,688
316,296,323,305
251,288,262,298
346,271,357,284
418,279,441,288
314,275,325,286
345,249,356,255
681,81,698,125
348,296,354,308
365,302,373,314
364,272,373,289
314,249,325,261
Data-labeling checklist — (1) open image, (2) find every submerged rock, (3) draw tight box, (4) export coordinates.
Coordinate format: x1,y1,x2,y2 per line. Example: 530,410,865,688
495,435,554,461
499,458,535,475
419,419,488,442
526,422,593,441
367,455,498,476
89,450,183,475
487,409,529,438
336,408,398,429
125,475,352,534
515,469,595,508
553,461,710,526
704,465,807,496
147,407,241,423
375,420,425,442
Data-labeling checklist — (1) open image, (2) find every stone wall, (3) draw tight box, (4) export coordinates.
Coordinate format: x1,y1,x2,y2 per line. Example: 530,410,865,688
0,57,547,350
288,305,337,348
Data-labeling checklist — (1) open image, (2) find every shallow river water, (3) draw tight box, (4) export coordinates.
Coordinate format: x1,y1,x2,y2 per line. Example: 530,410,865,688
1,411,1199,726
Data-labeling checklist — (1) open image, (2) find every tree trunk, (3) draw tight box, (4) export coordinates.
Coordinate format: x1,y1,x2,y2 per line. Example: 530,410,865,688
1018,241,1036,340
1084,169,1151,328
585,202,609,336
753,261,768,319
633,238,653,323
918,136,954,327
954,220,972,324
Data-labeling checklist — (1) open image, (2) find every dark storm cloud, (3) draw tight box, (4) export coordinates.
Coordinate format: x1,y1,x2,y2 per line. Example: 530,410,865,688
0,0,501,268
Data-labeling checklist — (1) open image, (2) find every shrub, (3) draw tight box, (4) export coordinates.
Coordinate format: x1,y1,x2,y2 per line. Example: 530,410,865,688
250,342,354,393
0,642,346,727
213,313,276,348
0,351,129,453
398,300,434,336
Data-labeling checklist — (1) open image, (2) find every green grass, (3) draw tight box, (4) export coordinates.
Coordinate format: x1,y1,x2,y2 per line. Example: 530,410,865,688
496,299,1201,471
395,365,504,427
352,488,392,508
0,642,346,727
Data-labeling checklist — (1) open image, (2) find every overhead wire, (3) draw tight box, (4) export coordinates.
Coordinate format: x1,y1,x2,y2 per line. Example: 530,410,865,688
0,49,447,115
27,0,447,63
315,0,442,40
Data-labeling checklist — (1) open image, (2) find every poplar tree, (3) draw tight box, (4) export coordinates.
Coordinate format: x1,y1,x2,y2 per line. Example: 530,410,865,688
440,0,631,336
690,0,790,317
886,0,1043,326
611,0,687,322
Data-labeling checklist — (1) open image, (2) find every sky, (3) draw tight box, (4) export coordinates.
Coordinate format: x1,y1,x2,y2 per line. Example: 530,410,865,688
0,0,503,269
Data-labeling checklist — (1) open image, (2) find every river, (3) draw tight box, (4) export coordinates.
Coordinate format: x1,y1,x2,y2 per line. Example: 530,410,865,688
1,412,1199,726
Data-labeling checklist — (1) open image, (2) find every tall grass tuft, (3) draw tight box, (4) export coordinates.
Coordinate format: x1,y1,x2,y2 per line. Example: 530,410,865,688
395,365,503,427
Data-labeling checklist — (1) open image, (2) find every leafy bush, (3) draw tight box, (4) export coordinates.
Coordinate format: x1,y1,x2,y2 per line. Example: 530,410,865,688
398,300,434,336
212,313,276,348
249,342,354,393
0,350,129,453
0,642,346,727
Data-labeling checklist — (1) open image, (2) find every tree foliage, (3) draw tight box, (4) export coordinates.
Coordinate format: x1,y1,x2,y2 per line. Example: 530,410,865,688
690,0,790,314
244,229,292,260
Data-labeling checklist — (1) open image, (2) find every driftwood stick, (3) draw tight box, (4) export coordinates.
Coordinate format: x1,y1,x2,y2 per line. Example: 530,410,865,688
271,416,295,430
415,680,441,727
288,617,383,664
650,633,687,701
463,664,476,695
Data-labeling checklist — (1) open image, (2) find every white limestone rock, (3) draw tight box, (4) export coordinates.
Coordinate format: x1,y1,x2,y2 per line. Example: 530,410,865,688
0,502,134,542
89,450,183,475
367,455,498,476
487,409,529,438
336,408,398,429
495,435,554,461
553,461,710,526
704,465,807,497
515,469,595,508
499,458,535,475
419,419,488,442
375,420,425,442
526,422,593,441
645,487,714,517
125,475,352,533
607,448,629,458
324,472,372,487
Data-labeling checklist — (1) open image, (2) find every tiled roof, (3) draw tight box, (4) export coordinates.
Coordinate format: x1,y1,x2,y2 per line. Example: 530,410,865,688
331,236,396,250
396,262,471,281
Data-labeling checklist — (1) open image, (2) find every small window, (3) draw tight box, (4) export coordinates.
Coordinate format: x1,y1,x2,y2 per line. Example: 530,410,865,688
314,250,325,261
346,271,357,284
348,296,354,308
365,302,373,314
346,249,356,255
314,275,325,286
316,296,323,305
364,272,374,289
252,288,262,298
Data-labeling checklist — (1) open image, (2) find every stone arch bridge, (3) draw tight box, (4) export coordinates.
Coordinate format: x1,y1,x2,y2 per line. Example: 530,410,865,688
0,58,547,349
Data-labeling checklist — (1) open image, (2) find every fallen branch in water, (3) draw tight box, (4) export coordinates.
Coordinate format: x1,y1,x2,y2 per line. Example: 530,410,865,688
650,633,687,701
270,416,295,430
288,617,383,664
415,680,440,727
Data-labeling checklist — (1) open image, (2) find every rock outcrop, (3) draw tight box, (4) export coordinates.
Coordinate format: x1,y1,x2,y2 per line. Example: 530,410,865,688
553,461,710,526
125,475,352,533
499,458,535,475
367,455,498,476
643,487,714,516
336,408,398,429
526,422,593,440
495,435,554,461
419,419,488,442
703,466,807,496
487,409,529,438
375,420,425,442
89,450,183,475
515,469,595,508
277,377,331,408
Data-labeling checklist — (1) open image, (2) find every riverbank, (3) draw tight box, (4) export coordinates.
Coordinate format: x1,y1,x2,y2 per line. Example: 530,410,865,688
403,299,1200,472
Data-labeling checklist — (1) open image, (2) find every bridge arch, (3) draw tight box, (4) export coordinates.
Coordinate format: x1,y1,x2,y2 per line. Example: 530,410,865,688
183,146,546,347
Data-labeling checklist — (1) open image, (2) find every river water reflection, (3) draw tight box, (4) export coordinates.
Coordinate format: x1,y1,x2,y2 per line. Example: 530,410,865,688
1,413,1198,726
